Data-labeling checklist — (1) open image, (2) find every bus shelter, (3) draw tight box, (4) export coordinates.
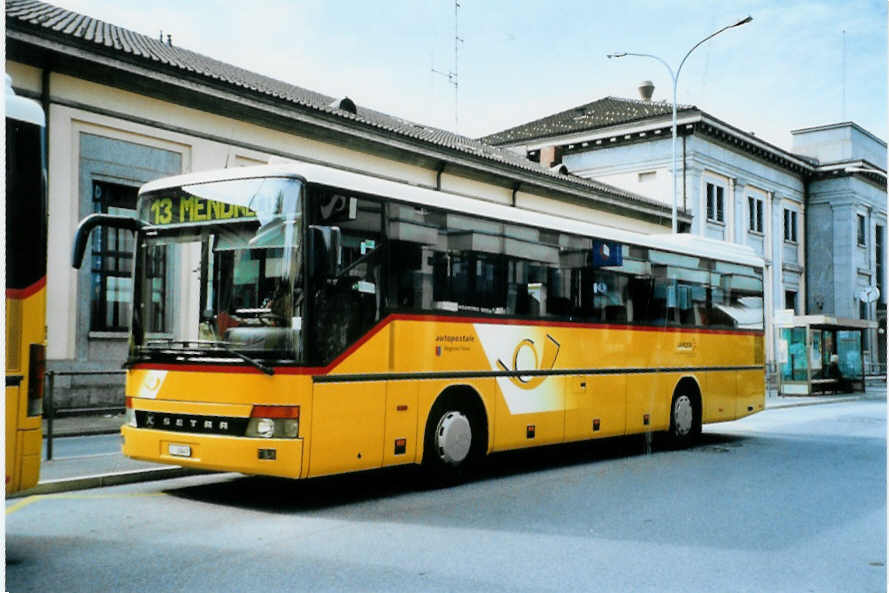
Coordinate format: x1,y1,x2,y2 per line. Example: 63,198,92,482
776,315,876,395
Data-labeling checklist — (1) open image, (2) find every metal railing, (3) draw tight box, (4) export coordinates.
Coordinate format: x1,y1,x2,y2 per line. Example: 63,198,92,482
44,369,126,461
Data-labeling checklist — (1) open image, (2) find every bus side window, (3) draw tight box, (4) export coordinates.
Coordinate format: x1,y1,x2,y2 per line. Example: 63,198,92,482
309,193,383,364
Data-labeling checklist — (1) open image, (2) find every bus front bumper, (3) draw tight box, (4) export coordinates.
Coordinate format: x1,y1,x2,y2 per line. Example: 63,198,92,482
121,425,304,479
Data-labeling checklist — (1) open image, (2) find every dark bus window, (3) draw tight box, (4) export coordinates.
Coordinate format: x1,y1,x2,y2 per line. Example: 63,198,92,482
309,190,384,364
5,118,45,291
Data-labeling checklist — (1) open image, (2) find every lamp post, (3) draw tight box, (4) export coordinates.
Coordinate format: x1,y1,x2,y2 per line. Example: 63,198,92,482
608,16,752,234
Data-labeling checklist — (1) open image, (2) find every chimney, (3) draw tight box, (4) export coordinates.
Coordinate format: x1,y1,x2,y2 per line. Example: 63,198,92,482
539,145,563,168
638,80,655,101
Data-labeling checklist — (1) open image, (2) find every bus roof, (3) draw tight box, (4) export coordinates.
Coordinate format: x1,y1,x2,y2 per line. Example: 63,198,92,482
5,74,45,127
140,162,764,269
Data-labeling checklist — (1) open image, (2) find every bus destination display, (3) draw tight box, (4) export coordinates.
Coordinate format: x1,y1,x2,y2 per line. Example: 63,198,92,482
147,195,256,225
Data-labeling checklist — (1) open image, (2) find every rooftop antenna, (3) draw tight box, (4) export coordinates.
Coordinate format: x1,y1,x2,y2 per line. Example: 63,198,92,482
431,0,462,133
842,29,847,121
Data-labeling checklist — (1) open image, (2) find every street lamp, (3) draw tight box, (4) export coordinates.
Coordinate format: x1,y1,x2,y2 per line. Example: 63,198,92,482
608,15,753,234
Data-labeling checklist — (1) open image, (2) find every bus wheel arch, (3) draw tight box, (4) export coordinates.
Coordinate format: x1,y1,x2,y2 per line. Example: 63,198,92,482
421,385,489,482
669,376,702,448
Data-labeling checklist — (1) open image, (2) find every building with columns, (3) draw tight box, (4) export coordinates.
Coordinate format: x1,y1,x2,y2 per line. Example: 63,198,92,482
483,93,887,375
796,123,888,366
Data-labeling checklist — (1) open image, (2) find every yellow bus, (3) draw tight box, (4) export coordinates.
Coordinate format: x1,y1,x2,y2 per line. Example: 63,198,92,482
5,75,47,494
72,162,765,482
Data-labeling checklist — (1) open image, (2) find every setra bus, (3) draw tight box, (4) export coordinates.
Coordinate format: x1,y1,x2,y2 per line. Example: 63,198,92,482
5,74,47,494
72,162,765,481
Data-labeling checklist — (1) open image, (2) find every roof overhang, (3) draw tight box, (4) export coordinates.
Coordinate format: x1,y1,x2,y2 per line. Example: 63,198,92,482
497,111,701,151
495,110,816,178
811,159,887,189
6,23,679,226
776,315,878,330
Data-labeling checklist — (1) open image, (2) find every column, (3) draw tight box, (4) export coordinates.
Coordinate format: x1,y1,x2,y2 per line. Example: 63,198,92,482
798,208,806,314
764,190,775,366
727,177,735,244
866,205,875,368
698,174,707,237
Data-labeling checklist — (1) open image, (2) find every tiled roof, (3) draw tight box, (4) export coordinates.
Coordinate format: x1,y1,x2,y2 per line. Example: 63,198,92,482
5,0,679,216
482,96,698,146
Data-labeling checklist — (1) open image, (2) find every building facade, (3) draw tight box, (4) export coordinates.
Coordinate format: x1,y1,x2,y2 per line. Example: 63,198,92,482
6,0,686,406
795,123,888,367
483,95,887,375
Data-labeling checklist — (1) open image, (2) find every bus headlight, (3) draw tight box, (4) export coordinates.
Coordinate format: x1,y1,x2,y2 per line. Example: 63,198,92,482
255,418,275,438
282,419,299,438
125,397,137,427
246,405,300,439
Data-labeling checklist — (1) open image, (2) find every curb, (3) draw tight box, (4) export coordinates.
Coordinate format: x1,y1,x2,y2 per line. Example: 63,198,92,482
9,467,208,498
765,395,863,410
45,428,122,439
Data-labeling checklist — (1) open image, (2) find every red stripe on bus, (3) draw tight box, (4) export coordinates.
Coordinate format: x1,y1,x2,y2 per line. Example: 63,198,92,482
129,313,762,376
5,276,46,300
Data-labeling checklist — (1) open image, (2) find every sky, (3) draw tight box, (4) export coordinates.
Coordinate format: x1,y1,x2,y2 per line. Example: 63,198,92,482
50,0,888,152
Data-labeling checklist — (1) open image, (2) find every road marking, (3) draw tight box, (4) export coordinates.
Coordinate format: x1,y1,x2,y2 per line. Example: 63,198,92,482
5,496,40,516
6,492,166,515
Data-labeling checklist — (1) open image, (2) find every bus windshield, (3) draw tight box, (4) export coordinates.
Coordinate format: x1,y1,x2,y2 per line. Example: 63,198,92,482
133,177,304,362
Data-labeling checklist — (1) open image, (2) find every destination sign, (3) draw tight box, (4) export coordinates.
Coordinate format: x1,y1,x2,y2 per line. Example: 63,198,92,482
146,195,256,225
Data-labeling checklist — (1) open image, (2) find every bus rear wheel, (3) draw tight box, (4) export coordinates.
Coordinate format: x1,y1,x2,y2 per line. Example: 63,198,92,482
422,395,483,484
668,390,700,448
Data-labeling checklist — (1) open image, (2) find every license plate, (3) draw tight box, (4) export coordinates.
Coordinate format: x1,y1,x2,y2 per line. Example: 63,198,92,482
168,443,192,457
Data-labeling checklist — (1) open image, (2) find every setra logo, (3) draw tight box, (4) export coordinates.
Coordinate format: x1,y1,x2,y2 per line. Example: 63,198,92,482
496,334,560,389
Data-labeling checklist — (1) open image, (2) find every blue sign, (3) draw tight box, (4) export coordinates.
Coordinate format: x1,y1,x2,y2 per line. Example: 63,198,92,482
591,240,623,267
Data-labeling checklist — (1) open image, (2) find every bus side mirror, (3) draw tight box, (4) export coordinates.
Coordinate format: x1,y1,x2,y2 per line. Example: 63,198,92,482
72,213,146,269
308,225,341,278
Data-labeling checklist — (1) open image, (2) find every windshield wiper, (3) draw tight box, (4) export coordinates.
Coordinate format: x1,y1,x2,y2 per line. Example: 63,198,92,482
144,339,275,376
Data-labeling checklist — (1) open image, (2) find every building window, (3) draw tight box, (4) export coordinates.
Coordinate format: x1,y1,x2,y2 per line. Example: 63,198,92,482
785,290,797,314
706,183,724,223
857,214,867,246
90,181,142,332
748,196,763,233
783,208,798,242
638,171,656,183
876,225,884,303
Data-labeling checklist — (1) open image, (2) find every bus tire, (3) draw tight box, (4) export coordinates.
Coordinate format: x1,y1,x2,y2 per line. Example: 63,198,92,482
668,386,701,448
422,391,485,485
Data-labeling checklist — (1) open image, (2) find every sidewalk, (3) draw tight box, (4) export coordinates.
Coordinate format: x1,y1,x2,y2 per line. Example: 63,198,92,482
764,388,880,409
10,386,885,498
10,412,206,498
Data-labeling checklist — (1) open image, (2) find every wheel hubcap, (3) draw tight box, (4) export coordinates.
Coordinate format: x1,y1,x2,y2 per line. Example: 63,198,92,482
673,395,693,437
435,411,472,466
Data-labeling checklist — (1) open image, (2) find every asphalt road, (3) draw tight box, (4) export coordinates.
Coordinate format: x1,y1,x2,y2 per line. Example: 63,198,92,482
6,400,886,593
